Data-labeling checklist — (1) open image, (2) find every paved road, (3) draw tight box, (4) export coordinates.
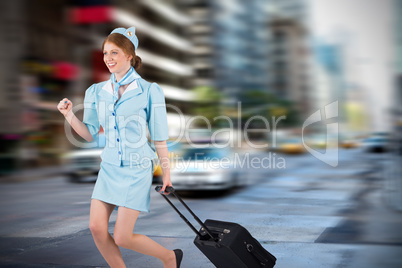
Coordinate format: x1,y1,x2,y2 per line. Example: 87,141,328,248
0,148,401,267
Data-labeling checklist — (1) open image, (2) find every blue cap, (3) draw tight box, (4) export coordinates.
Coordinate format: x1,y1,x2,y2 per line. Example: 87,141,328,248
110,27,139,50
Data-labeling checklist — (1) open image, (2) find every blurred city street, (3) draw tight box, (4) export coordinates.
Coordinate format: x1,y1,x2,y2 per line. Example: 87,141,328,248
1,148,401,268
0,0,401,267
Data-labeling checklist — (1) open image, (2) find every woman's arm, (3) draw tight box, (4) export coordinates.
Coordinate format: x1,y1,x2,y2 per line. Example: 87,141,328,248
57,98,94,142
154,140,171,193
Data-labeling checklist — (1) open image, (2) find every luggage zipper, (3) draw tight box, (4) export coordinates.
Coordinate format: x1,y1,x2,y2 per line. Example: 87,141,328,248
244,241,268,266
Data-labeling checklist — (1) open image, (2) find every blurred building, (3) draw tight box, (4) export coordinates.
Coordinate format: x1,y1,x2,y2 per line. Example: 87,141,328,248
385,0,402,211
312,43,345,107
0,0,195,172
107,0,195,136
181,0,270,100
394,0,402,135
266,0,312,120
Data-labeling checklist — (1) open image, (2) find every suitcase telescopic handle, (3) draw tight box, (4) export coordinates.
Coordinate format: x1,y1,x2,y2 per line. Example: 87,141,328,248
155,186,217,241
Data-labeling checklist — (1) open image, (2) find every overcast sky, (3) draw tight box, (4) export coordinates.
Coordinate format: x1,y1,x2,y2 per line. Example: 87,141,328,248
309,0,395,131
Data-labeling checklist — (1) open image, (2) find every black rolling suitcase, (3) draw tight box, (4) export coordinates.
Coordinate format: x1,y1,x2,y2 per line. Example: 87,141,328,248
155,186,277,268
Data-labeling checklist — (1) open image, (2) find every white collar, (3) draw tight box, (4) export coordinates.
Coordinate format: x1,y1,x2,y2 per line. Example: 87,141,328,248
102,80,139,96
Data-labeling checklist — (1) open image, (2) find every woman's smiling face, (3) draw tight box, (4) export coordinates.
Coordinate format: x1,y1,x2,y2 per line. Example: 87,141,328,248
103,42,132,75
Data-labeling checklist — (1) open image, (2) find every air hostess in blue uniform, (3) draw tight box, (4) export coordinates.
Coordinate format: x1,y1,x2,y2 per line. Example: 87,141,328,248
57,27,183,268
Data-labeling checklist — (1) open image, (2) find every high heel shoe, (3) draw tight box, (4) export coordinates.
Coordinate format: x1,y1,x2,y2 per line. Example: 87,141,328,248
173,249,183,268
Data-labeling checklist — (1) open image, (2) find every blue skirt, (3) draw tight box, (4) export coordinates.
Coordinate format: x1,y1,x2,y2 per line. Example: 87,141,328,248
91,160,154,213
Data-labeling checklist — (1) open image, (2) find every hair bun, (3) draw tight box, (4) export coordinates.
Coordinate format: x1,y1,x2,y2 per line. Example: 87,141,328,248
133,55,142,71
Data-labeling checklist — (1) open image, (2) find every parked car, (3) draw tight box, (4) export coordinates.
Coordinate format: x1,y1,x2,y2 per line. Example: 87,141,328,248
363,136,389,153
303,134,327,150
339,137,360,149
62,134,179,183
170,145,238,191
152,141,184,183
62,134,106,183
304,133,344,150
275,137,306,154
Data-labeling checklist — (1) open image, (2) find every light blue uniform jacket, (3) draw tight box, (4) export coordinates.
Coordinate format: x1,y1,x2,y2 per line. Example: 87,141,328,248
82,75,169,166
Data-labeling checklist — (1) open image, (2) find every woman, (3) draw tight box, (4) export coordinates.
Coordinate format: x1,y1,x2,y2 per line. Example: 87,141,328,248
57,27,183,268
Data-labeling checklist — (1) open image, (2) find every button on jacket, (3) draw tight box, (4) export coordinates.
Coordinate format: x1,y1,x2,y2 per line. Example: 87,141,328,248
82,72,169,166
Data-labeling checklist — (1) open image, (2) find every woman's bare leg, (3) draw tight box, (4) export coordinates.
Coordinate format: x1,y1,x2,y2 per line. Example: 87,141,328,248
89,199,126,268
113,206,177,268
